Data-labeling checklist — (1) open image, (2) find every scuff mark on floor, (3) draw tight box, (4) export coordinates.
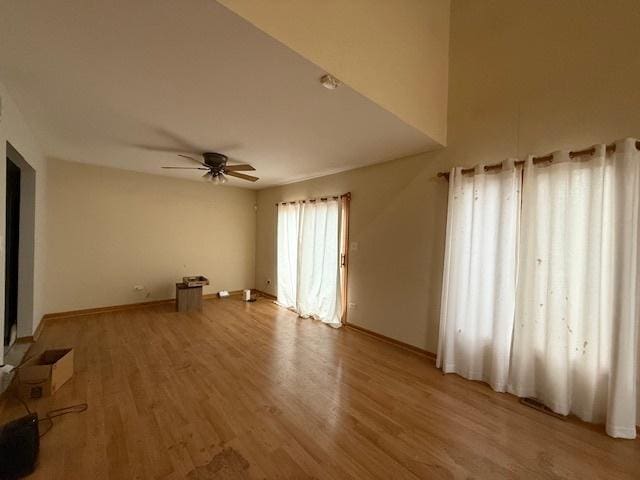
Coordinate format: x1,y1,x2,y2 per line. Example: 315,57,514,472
187,447,251,479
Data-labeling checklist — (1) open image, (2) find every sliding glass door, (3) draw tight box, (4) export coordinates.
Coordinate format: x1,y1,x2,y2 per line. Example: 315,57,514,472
276,195,349,326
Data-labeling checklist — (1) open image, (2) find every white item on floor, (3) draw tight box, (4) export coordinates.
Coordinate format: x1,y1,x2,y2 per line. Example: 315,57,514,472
218,290,229,298
0,364,14,374
243,289,251,301
0,364,15,395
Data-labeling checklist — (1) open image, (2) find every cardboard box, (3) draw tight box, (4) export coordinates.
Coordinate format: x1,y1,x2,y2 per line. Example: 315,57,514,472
17,349,74,399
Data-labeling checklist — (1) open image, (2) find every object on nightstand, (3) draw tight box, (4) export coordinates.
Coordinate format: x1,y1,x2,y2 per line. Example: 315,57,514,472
176,283,202,312
182,276,209,287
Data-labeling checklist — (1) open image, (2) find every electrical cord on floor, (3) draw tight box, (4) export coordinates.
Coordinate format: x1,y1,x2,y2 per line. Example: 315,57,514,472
37,403,88,438
12,389,88,438
12,390,32,415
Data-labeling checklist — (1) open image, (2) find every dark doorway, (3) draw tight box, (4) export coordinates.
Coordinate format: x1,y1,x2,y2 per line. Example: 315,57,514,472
4,157,21,346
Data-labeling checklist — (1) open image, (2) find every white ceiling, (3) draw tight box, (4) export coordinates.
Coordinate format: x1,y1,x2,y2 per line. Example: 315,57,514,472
0,0,440,188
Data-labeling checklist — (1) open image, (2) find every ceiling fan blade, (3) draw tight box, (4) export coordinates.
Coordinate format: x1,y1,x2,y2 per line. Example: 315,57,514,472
224,164,256,172
225,164,255,172
178,154,207,166
131,144,194,154
226,171,259,182
162,166,210,170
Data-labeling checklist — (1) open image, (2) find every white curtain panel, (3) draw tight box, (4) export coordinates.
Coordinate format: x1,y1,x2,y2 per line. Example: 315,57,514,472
297,199,341,326
276,202,299,309
509,140,639,438
276,199,341,326
437,160,522,392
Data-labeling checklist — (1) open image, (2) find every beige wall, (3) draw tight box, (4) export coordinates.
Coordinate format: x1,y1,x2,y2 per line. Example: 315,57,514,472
43,159,257,313
256,156,450,351
255,0,640,352
217,0,450,145
0,81,49,361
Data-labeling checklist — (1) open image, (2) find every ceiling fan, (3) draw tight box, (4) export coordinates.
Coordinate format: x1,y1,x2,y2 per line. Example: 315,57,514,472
162,152,258,184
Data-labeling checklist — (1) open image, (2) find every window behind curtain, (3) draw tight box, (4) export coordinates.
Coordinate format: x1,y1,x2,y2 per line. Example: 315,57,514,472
277,198,342,326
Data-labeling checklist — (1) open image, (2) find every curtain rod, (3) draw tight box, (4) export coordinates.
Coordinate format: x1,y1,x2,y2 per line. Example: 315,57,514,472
276,192,351,206
437,140,640,181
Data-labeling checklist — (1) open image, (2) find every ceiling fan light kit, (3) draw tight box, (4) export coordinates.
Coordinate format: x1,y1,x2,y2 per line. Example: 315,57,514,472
212,174,227,185
161,151,258,184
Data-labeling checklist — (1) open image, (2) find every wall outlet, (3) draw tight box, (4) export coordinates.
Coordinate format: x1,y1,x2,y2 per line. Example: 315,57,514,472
350,241,359,252
348,302,357,310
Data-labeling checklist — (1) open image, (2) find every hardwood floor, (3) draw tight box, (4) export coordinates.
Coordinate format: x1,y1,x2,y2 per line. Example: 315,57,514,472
1,297,638,479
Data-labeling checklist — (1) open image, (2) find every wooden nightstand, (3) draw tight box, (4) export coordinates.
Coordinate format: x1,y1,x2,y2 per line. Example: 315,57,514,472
175,283,202,312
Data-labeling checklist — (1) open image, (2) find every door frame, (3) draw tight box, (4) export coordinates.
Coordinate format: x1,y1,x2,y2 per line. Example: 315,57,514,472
4,142,36,349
